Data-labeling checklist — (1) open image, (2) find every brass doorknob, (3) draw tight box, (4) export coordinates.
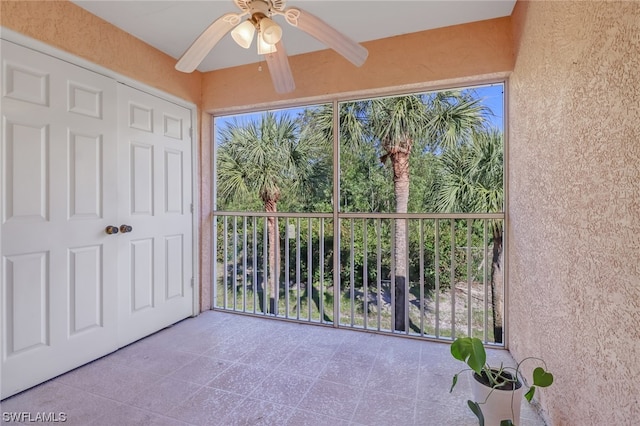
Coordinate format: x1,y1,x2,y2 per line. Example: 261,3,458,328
120,225,133,233
105,225,119,235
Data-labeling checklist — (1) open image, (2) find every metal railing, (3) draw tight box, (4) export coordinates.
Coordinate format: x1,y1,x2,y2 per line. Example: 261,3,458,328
213,211,505,345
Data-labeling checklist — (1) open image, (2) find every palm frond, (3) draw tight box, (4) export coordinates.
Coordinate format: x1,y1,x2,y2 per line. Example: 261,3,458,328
426,90,491,150
434,127,503,214
216,110,329,211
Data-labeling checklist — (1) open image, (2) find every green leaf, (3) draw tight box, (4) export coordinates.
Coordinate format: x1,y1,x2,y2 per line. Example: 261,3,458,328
451,337,486,375
500,420,515,426
532,367,554,387
467,400,485,426
524,385,536,402
450,374,459,393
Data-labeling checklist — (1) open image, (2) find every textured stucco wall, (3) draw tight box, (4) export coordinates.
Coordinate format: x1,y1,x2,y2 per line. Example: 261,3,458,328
509,1,640,424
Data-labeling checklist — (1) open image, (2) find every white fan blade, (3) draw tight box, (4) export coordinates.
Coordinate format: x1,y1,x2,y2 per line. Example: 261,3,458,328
283,8,368,67
265,41,296,94
176,13,241,73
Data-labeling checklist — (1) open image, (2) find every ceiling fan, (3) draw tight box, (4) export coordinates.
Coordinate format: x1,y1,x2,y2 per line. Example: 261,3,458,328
175,0,369,94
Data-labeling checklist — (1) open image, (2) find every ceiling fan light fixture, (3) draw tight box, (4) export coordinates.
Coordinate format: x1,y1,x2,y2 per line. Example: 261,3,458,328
177,0,368,95
231,20,256,48
257,32,277,55
259,17,282,45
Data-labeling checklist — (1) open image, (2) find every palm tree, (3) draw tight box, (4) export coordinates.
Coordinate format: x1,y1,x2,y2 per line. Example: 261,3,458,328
435,128,504,342
305,92,488,331
365,95,429,331
368,92,489,331
217,112,324,314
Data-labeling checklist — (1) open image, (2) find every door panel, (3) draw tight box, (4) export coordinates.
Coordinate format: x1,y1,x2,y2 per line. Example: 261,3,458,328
117,85,193,347
1,40,119,398
4,252,49,355
165,149,184,213
165,234,184,299
3,60,49,106
69,245,103,334
68,133,103,219
3,121,48,222
131,238,154,311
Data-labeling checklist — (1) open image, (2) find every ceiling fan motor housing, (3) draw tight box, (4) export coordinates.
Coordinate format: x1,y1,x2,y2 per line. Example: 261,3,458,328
235,0,286,17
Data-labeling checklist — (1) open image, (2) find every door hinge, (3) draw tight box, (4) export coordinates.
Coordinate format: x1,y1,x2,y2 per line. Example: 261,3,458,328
190,203,194,214
191,277,194,288
189,128,193,139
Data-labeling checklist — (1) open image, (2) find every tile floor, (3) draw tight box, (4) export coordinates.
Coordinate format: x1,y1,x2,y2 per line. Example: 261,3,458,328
1,311,546,425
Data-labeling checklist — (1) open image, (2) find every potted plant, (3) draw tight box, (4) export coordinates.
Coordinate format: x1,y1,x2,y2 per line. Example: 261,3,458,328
449,336,554,426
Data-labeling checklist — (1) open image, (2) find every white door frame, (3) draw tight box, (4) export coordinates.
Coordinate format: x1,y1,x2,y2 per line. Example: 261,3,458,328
0,27,200,317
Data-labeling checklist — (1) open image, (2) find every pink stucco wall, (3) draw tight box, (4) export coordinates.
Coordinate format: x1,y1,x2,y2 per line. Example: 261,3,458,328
508,1,640,423
201,17,515,112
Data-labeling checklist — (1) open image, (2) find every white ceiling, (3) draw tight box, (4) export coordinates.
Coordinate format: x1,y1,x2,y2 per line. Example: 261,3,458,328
71,0,516,72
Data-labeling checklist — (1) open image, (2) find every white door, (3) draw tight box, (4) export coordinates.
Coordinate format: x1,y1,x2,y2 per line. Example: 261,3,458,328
1,41,119,398
116,85,194,347
1,41,196,399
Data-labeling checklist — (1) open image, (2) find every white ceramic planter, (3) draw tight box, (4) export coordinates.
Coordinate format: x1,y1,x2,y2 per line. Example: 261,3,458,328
470,370,526,426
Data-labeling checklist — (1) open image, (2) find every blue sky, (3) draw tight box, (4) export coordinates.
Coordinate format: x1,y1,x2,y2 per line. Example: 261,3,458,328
475,82,505,130
214,82,505,140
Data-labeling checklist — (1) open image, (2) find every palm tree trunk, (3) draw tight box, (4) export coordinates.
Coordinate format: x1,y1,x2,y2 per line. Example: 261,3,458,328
490,225,503,343
265,199,278,315
391,150,410,331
